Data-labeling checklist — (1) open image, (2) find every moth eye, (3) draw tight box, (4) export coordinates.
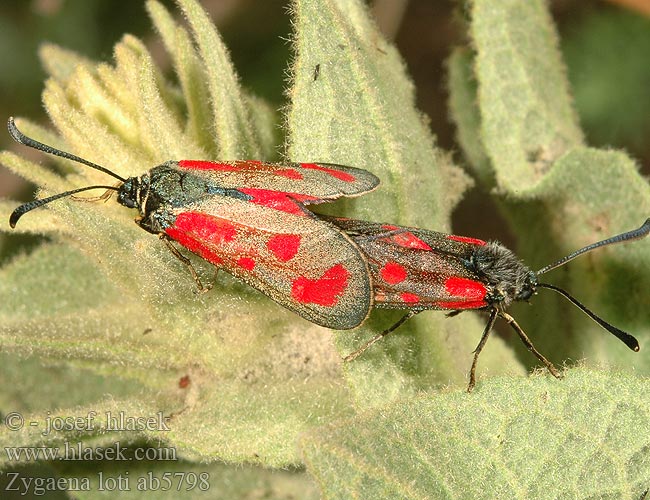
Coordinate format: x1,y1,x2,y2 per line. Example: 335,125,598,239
118,191,138,209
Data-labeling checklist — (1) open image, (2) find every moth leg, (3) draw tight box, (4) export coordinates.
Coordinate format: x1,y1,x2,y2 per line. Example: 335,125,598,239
499,311,562,380
446,309,464,318
344,311,417,362
71,188,115,202
468,308,498,392
160,235,211,294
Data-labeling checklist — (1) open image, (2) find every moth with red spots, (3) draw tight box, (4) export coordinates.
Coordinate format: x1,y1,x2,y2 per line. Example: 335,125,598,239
322,216,650,390
7,118,378,330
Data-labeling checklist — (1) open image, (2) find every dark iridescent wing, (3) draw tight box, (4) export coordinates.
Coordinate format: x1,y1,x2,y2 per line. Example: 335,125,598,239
174,160,379,201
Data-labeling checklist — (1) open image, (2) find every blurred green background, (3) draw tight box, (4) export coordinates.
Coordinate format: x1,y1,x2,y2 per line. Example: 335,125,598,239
0,0,649,252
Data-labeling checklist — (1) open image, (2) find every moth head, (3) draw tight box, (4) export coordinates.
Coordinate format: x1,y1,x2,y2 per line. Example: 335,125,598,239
116,177,143,210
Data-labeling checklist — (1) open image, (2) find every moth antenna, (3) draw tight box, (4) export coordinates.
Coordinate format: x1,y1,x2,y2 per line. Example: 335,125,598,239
536,219,650,275
10,185,119,228
537,282,639,352
7,117,127,183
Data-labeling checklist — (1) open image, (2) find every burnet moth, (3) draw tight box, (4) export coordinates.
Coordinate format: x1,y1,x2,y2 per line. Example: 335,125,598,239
322,216,649,391
6,117,379,330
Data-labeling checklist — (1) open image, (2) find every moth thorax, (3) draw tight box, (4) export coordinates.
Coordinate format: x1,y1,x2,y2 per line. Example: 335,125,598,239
469,242,535,306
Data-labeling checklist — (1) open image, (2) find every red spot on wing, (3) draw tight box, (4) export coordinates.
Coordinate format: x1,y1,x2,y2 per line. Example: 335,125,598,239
380,261,408,284
445,277,487,301
434,299,487,309
173,212,237,244
380,225,432,250
275,168,303,180
301,163,356,183
400,293,420,304
447,235,487,246
239,188,316,216
237,257,256,270
165,212,242,266
291,264,349,306
178,160,302,181
178,160,241,171
267,234,301,262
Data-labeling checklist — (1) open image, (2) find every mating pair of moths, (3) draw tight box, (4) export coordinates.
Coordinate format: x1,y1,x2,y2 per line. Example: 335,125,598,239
8,118,649,390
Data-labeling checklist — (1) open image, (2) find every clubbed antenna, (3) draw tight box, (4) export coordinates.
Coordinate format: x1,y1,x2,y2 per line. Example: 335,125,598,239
7,117,126,183
537,282,639,351
10,185,118,228
7,117,125,227
533,219,649,352
537,219,650,275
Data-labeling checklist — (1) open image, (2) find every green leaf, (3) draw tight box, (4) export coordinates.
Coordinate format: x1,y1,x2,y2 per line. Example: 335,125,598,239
174,0,265,158
0,353,144,412
302,368,650,500
0,148,68,192
287,0,471,225
562,9,650,151
470,0,583,191
147,0,215,155
446,47,492,186
147,0,278,160
39,43,94,84
0,400,171,470
137,46,206,160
